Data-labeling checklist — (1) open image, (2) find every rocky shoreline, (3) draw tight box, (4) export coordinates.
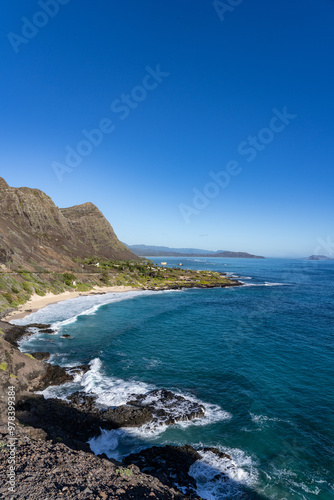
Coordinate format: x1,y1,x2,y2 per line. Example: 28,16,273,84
0,317,260,499
1,277,242,323
0,320,200,498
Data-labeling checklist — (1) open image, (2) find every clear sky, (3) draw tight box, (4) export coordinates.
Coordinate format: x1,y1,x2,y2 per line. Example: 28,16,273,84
1,0,333,257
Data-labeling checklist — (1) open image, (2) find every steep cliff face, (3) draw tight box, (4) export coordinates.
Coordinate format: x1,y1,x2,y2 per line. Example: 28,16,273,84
0,178,138,270
60,203,128,259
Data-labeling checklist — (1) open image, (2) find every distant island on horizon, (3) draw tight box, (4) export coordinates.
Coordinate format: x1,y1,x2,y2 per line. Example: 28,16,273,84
126,244,265,259
307,255,334,260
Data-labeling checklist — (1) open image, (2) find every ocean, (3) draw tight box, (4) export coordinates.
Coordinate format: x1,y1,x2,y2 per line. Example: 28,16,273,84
14,258,334,499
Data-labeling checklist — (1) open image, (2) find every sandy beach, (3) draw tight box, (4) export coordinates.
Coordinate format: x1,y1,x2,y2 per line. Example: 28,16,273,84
2,285,141,322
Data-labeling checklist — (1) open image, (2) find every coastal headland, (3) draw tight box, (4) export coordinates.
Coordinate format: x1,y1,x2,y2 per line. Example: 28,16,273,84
0,261,241,320
0,274,247,499
0,178,256,498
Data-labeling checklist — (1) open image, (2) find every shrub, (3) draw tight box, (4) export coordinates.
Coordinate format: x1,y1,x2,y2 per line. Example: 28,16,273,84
76,283,92,292
63,273,77,286
2,293,13,304
115,467,133,478
21,273,33,281
23,282,33,293
100,270,110,285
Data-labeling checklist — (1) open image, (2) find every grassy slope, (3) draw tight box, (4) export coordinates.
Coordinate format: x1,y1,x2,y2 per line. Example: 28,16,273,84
0,259,237,316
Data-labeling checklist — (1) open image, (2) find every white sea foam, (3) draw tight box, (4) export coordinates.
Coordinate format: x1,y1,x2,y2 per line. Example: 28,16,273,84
250,413,291,427
16,331,44,351
38,357,152,403
88,427,156,461
142,357,163,369
37,356,226,458
129,395,231,439
11,290,164,328
39,355,231,436
264,282,288,286
18,286,232,442
15,287,240,490
290,480,321,496
52,316,79,331
86,359,231,437
189,447,258,500
37,380,80,400
81,358,155,407
88,402,231,448
240,281,288,287
269,466,324,498
173,395,231,427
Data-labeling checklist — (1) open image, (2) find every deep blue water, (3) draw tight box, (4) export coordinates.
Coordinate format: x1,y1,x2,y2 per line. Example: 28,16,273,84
16,258,334,499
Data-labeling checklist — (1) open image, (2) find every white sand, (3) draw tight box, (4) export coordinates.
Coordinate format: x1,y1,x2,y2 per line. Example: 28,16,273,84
3,285,141,321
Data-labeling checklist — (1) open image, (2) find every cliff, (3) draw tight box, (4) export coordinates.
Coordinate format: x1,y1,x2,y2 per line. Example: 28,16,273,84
0,178,138,271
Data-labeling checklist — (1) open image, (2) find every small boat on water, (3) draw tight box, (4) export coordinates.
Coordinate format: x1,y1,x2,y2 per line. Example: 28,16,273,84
178,263,183,266
161,262,167,265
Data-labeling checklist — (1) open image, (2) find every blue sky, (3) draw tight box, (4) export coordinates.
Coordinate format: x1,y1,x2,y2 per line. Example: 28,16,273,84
1,0,333,257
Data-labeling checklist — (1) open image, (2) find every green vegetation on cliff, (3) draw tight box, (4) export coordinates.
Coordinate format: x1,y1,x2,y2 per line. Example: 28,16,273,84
0,260,239,316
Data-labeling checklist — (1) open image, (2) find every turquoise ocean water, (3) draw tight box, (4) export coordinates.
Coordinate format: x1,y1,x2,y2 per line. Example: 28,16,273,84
16,258,334,499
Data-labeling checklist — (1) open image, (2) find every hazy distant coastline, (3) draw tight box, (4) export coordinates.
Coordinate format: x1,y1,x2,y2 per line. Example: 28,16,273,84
127,244,265,259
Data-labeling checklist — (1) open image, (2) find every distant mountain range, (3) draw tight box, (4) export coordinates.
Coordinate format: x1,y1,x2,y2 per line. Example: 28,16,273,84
126,244,265,259
0,177,138,271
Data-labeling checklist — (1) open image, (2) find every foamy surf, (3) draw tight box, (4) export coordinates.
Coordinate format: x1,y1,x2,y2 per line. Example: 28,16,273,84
240,281,288,287
189,447,258,500
81,358,155,407
250,412,291,427
39,356,231,439
14,287,233,442
266,466,324,499
10,289,166,328
83,359,231,436
38,357,152,402
88,428,147,462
